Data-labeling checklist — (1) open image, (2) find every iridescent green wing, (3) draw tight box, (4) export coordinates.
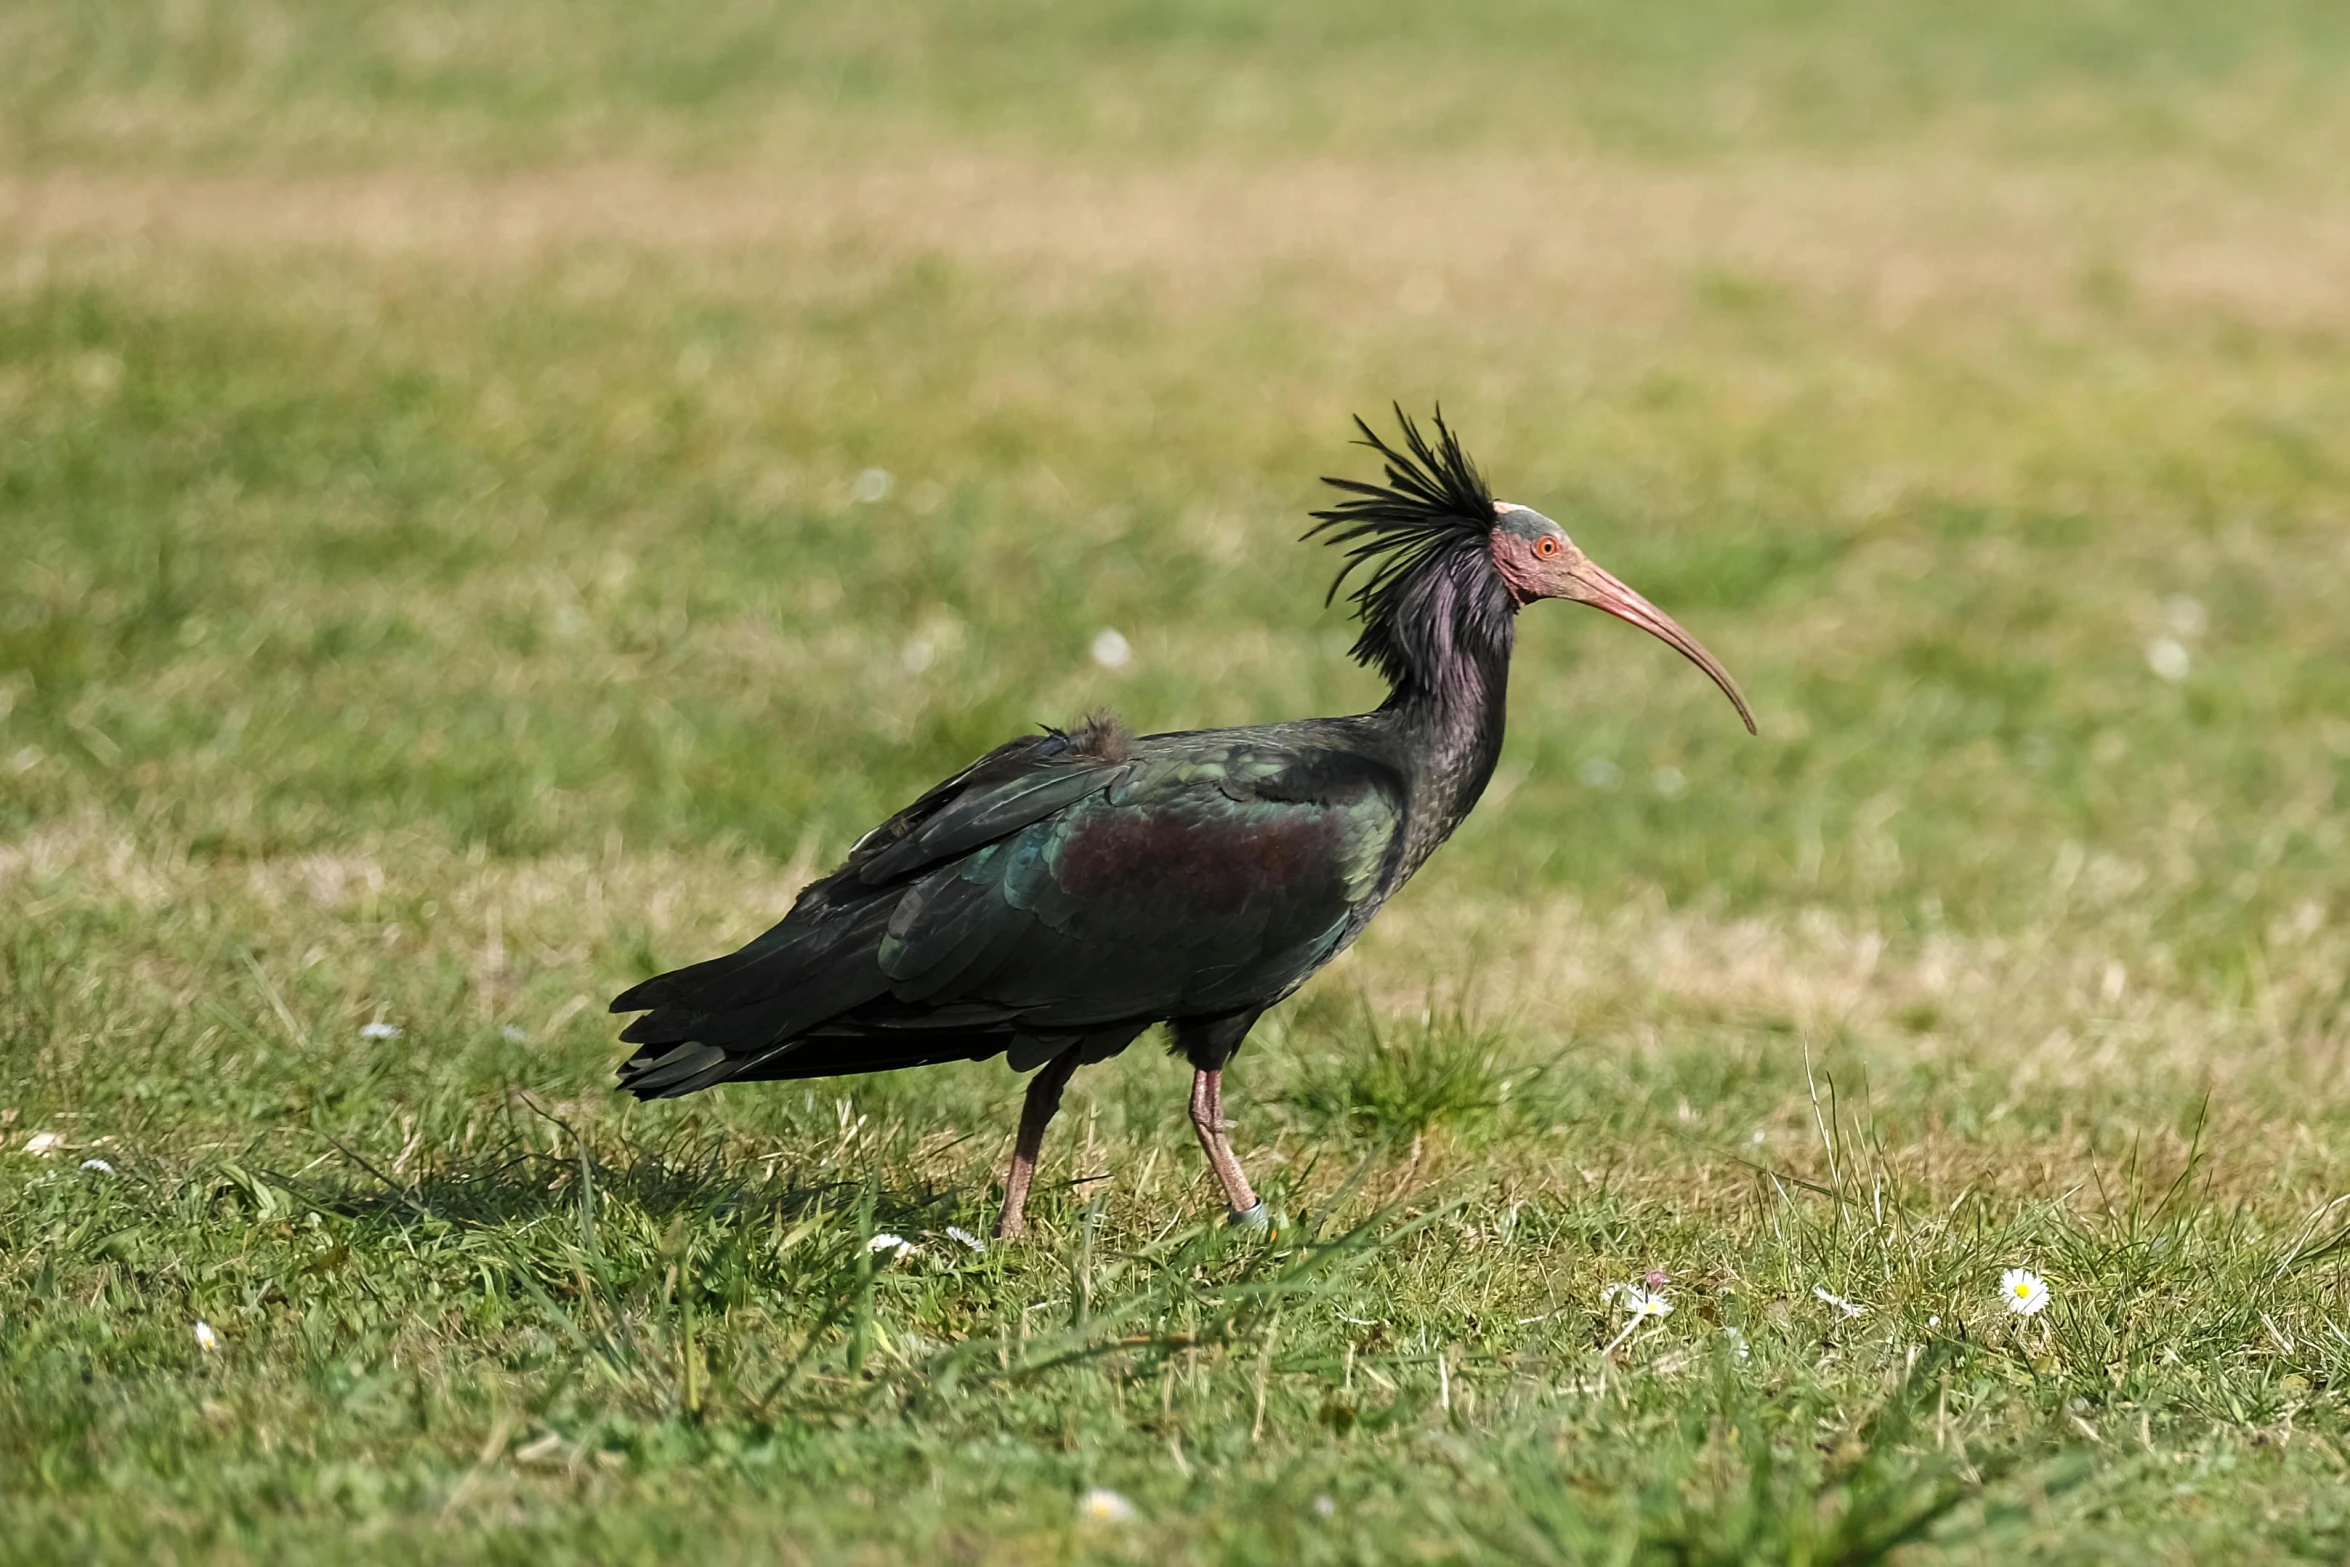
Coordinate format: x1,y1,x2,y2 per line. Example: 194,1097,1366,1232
872,738,1404,1026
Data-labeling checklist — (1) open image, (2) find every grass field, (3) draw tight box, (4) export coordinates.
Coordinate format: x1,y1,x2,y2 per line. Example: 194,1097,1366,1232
8,2,2350,1560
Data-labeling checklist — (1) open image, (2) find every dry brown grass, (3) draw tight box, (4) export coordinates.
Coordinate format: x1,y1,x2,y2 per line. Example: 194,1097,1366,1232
10,149,2350,336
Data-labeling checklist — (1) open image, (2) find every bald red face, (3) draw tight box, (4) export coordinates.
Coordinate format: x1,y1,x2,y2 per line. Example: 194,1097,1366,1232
1487,501,1580,605
1486,501,1757,734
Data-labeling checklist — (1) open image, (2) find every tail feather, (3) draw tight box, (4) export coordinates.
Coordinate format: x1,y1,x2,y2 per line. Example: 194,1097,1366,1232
610,720,1152,1098
617,1042,734,1097
618,1025,1025,1097
609,915,850,1015
619,950,892,1051
614,887,923,1094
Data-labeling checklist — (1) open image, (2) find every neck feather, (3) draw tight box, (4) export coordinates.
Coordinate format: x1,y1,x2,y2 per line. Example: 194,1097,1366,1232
1377,550,1517,874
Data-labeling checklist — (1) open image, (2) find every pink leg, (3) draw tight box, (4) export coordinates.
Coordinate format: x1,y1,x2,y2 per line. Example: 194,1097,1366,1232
996,1051,1081,1240
1188,1068,1264,1225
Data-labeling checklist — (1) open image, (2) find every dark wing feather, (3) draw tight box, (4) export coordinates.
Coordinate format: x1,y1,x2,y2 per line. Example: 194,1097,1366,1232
613,731,1131,1093
857,767,1116,884
884,743,1400,1030
609,730,1089,1016
612,730,1403,1097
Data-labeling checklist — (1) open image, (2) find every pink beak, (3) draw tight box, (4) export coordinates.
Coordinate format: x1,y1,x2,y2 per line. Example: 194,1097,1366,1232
1566,559,1757,734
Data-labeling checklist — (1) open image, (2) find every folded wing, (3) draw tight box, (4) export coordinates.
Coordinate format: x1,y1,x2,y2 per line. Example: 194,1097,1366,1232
612,727,1402,1097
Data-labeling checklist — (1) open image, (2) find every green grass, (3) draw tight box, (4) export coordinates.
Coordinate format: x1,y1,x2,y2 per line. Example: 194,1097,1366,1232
9,1,2350,1560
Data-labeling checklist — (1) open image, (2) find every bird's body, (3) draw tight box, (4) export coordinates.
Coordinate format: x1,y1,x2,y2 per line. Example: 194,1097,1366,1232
617,702,1494,1088
618,720,1405,1090
613,410,1751,1236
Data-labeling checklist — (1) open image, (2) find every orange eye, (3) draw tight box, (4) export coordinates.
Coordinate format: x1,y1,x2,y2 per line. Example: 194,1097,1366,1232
1535,536,1560,558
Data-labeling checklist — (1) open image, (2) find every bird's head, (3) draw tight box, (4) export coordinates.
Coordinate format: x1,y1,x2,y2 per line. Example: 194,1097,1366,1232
1309,406,1756,734
1486,500,1755,733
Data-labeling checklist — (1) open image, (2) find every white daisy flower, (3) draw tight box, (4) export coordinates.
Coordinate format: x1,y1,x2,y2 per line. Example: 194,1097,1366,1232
867,1232,917,1257
1813,1286,1867,1319
359,1021,402,1040
1598,1283,1672,1355
79,1158,115,1174
2000,1268,2050,1317
1076,1488,1137,1524
1621,1286,1673,1320
944,1226,987,1254
193,1320,219,1351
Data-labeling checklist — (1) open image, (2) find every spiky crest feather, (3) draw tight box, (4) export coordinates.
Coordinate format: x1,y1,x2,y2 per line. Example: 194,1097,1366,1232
1305,405,1504,688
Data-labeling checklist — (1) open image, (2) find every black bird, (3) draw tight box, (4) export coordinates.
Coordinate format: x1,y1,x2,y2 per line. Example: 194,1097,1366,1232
611,409,1753,1238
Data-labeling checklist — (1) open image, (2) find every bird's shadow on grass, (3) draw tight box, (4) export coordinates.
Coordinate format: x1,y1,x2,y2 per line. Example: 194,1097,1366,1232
267,1124,972,1242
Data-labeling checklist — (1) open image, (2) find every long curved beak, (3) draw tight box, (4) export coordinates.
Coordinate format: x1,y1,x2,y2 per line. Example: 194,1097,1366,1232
1565,558,1757,734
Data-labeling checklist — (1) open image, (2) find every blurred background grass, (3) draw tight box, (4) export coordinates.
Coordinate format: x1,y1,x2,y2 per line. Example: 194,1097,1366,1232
6,2,2350,1562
